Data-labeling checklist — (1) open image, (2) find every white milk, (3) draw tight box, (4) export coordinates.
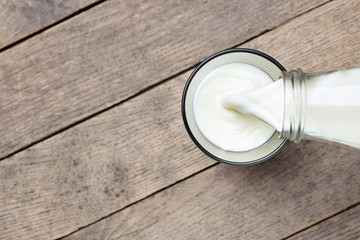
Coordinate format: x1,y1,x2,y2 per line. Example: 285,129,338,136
304,68,360,148
223,67,360,149
222,79,284,132
193,63,275,152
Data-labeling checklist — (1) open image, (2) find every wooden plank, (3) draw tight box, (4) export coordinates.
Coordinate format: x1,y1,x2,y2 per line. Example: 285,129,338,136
287,205,360,240
63,143,360,240
0,0,98,49
0,0,327,159
1,0,359,239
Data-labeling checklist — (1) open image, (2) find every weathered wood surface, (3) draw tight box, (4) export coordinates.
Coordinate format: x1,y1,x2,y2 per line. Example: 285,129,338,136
244,0,360,71
63,142,360,240
288,205,360,240
0,0,327,160
0,71,214,240
1,0,360,239
0,0,98,49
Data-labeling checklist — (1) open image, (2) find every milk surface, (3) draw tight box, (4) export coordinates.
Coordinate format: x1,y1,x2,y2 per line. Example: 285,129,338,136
193,63,275,152
223,67,360,149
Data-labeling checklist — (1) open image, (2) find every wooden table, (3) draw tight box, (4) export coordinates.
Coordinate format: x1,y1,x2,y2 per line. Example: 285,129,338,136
1,0,359,239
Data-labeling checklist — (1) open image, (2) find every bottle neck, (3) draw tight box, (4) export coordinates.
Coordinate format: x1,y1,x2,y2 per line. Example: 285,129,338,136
280,69,307,143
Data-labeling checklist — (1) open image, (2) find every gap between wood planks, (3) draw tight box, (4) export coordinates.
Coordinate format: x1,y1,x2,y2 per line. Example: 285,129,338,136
0,0,108,53
56,162,220,240
0,0,334,162
281,201,360,240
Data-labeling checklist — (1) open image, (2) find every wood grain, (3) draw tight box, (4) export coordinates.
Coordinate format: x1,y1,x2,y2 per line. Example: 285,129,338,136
288,205,360,240
0,71,215,239
1,0,360,239
244,0,360,72
0,0,327,159
63,142,360,240
0,0,98,49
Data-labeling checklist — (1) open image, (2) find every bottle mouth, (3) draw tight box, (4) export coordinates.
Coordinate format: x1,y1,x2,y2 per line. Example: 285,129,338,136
281,69,306,143
182,48,288,165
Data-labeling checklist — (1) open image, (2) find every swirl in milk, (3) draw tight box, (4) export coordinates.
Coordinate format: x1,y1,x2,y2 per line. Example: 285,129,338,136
193,63,275,152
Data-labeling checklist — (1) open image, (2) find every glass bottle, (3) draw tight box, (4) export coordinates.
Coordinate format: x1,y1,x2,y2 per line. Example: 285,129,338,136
280,66,360,149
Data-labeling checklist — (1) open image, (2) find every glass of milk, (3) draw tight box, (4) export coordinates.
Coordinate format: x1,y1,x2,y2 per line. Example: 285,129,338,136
182,48,287,165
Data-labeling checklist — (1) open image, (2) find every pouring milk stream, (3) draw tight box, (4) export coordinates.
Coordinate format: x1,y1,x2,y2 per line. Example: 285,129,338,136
222,66,360,149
